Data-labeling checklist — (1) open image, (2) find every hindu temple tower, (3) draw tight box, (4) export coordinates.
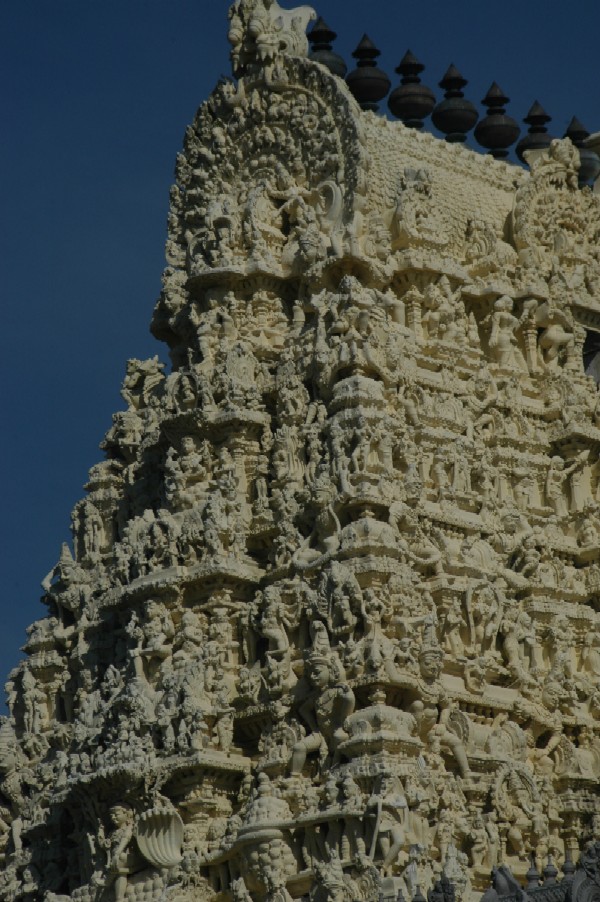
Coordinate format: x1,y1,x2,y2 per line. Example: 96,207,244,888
3,2,600,900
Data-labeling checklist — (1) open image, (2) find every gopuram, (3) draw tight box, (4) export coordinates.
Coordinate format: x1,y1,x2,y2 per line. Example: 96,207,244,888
4,2,600,900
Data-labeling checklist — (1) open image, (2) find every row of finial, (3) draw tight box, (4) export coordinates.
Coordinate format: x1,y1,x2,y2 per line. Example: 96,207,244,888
308,19,600,183
374,852,576,902
405,851,575,902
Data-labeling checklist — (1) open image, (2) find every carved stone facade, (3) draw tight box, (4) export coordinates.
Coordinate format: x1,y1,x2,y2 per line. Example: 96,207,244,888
3,3,600,901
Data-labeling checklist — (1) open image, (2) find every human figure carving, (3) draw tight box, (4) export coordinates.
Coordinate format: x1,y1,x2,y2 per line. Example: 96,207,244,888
104,805,135,902
483,296,525,370
291,628,354,774
410,625,471,779
367,774,408,875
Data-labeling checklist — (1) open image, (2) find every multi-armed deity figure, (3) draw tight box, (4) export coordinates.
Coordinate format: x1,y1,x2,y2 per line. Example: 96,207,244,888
3,2,600,900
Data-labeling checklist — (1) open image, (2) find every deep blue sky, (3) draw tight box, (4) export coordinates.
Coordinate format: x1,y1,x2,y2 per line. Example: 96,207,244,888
2,1,600,710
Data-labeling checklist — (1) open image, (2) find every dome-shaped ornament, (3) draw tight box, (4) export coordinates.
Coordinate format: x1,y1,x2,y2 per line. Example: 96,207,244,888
474,82,520,159
388,50,435,129
516,101,553,163
431,64,478,142
136,806,184,868
308,16,347,78
346,35,391,112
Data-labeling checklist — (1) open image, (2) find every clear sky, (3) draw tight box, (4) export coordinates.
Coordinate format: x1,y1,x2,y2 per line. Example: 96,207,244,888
2,0,600,711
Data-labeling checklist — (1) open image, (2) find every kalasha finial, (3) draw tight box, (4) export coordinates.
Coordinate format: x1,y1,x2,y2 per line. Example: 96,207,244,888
566,115,591,145
346,35,391,112
564,116,600,187
516,101,553,163
562,848,576,882
431,64,478,143
308,16,347,78
474,82,520,159
543,855,558,886
526,853,541,890
388,50,435,129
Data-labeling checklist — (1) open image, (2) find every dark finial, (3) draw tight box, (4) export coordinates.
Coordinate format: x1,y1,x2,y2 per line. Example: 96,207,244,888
526,100,550,124
564,117,600,187
543,855,559,886
428,880,444,902
346,35,391,112
413,886,427,902
566,115,590,146
397,49,424,75
352,34,381,66
308,17,347,78
431,63,478,143
440,875,456,902
516,101,553,163
388,49,435,129
474,82,520,159
562,848,576,882
526,853,541,890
